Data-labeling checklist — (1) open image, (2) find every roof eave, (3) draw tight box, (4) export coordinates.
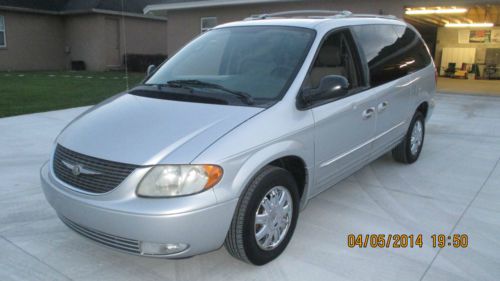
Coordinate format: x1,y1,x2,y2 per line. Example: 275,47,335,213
86,9,167,21
0,5,60,15
0,5,166,21
144,0,298,14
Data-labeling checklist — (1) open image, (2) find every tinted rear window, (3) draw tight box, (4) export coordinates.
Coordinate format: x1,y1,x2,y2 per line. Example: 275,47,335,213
352,24,431,87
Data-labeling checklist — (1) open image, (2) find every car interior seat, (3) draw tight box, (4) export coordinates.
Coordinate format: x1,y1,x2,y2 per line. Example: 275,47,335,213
310,46,346,87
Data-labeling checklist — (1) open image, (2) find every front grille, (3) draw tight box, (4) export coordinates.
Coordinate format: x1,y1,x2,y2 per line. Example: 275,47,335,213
53,144,139,193
60,216,141,254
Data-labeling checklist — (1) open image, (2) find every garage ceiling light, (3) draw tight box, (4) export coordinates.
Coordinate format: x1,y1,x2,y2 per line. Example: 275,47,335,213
405,8,467,15
445,22,494,28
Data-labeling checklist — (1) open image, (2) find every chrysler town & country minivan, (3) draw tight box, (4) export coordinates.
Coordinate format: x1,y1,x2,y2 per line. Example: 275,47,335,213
41,11,436,265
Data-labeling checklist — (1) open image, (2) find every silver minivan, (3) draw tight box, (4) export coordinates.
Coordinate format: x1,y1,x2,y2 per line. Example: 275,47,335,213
41,11,436,265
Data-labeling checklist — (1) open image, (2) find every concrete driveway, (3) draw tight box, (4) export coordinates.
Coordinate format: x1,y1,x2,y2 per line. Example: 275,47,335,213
1,93,499,281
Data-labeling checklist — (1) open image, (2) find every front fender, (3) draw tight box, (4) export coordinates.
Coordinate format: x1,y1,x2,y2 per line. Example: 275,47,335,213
198,138,314,210
236,140,313,208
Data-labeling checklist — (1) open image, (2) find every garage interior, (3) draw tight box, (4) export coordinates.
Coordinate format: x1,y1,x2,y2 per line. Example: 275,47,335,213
404,4,500,96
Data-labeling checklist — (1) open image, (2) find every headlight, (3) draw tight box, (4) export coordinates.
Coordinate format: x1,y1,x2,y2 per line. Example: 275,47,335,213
137,165,223,197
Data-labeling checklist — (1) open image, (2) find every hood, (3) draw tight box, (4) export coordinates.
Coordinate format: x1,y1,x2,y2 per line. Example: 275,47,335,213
57,93,264,165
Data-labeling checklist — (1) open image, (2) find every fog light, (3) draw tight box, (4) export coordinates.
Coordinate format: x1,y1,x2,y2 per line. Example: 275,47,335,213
140,242,189,255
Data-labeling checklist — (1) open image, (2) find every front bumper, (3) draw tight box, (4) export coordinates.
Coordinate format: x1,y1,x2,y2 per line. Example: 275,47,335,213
40,162,238,258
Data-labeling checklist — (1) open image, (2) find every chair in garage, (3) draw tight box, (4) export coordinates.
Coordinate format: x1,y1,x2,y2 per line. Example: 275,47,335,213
443,62,456,78
485,64,497,80
453,63,468,79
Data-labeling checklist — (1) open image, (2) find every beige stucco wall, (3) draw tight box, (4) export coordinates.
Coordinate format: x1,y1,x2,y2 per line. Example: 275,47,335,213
121,16,168,56
63,14,107,71
0,11,167,71
0,10,66,71
64,14,168,71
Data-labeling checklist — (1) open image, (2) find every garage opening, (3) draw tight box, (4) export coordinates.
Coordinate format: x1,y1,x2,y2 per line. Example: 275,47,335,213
404,4,500,96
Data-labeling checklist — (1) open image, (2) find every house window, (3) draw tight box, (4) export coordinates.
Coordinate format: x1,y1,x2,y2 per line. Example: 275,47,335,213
201,17,217,33
0,15,5,47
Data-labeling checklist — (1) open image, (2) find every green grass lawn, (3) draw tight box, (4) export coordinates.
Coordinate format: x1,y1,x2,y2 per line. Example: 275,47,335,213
0,71,145,118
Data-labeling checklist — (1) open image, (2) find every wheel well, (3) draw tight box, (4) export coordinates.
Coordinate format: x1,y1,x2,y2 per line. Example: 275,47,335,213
417,102,428,119
269,156,307,198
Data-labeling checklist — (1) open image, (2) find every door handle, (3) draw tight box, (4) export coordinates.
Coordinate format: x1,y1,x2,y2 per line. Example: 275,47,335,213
362,107,375,120
377,101,389,113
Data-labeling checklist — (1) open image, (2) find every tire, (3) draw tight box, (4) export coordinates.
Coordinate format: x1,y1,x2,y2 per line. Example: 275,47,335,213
392,111,425,164
224,165,300,265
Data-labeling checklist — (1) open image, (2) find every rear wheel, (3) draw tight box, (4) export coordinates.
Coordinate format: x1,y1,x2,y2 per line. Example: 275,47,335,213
392,111,425,164
224,166,299,265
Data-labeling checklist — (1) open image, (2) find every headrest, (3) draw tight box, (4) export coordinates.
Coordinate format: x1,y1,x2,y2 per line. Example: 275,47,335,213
317,46,342,67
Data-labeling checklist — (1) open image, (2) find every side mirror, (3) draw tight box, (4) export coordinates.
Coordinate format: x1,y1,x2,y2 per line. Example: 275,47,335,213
301,75,349,104
146,64,157,77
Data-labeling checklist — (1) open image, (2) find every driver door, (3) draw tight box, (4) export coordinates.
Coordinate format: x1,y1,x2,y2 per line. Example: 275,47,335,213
305,29,378,194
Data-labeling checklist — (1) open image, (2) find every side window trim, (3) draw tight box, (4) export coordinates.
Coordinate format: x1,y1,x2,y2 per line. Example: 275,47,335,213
297,27,367,110
349,25,371,88
341,29,367,90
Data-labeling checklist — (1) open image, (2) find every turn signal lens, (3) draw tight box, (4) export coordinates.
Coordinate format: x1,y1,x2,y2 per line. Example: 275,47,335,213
203,165,223,189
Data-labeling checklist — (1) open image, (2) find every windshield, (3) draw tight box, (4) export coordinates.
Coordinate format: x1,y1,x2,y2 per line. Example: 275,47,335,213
144,26,316,106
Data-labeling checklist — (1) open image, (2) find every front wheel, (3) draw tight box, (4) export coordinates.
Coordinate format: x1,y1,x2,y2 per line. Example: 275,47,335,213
392,111,425,164
224,166,299,265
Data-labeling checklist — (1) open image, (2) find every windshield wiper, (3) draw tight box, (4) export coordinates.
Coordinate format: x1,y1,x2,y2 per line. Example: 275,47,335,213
149,82,193,92
130,85,229,105
166,80,254,105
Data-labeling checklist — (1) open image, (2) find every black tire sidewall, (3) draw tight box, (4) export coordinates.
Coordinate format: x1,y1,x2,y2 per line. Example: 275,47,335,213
405,112,425,163
241,167,300,265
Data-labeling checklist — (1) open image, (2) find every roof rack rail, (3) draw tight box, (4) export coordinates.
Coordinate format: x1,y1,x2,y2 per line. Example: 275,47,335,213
244,10,353,20
244,10,399,21
350,14,398,20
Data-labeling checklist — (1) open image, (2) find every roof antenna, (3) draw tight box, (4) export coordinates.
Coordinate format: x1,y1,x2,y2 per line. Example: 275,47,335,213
121,0,129,91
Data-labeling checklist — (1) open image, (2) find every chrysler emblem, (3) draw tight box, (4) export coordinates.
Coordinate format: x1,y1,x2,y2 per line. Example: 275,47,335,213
72,164,81,176
61,160,101,176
